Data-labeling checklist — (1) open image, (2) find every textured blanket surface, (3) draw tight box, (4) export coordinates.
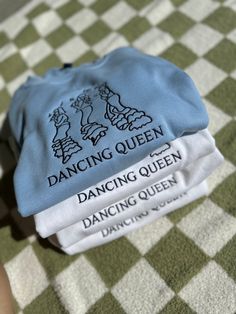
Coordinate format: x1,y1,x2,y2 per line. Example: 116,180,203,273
0,0,236,313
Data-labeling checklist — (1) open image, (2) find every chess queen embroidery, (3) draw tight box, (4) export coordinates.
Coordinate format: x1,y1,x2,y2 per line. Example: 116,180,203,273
97,82,152,131
49,105,82,164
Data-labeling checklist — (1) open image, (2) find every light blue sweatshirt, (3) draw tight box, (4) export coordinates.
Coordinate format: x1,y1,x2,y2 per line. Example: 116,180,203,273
8,47,208,216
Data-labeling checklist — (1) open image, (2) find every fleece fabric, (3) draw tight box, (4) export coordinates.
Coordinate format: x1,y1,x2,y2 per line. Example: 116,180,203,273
55,148,223,248
35,129,215,238
8,47,209,216
60,181,208,254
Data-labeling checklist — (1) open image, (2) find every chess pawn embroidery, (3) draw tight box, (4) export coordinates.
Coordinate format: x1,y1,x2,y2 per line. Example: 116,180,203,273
70,92,108,146
49,105,82,164
97,83,152,131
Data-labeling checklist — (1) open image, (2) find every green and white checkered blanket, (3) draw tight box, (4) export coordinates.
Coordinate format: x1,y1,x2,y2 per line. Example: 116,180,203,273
0,0,236,313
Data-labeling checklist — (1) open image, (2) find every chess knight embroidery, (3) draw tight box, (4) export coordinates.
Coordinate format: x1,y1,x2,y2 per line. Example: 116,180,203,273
97,82,152,131
49,105,82,164
70,90,108,146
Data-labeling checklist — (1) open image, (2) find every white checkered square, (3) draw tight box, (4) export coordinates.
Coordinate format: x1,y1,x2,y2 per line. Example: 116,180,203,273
0,43,17,62
146,0,174,25
93,32,128,56
112,258,174,314
186,58,227,96
204,99,232,135
56,36,89,62
227,29,236,44
47,0,69,9
180,24,223,56
1,14,28,39
79,0,96,6
180,0,220,21
177,199,236,257
20,39,52,67
225,0,236,11
5,246,49,309
32,11,63,36
231,69,236,80
126,217,173,255
53,255,107,314
133,27,174,55
66,8,97,34
101,1,136,30
207,160,235,194
179,261,236,314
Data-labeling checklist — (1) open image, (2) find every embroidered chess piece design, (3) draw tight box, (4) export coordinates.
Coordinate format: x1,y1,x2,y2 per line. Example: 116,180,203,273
70,91,108,146
97,82,152,131
150,143,171,157
49,105,82,164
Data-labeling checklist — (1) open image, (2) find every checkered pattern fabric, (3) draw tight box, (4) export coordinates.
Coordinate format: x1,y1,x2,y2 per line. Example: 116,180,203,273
0,0,236,312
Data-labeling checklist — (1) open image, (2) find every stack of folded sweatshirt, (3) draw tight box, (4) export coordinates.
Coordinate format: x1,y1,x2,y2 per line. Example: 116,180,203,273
8,47,223,255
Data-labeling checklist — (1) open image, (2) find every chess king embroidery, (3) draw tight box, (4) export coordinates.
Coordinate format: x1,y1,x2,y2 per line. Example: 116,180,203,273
49,82,153,164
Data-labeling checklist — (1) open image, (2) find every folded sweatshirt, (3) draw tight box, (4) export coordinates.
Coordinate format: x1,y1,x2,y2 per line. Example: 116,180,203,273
59,181,208,254
8,47,208,216
35,129,215,238
56,148,223,248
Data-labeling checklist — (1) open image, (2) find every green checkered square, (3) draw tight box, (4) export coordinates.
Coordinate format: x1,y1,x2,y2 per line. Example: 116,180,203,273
85,237,141,287
0,32,9,48
145,227,209,292
206,77,236,116
119,16,150,42
87,292,125,314
15,24,40,49
91,0,118,15
74,50,98,66
125,0,153,10
0,89,11,114
215,234,236,282
214,121,236,165
160,295,194,314
210,172,236,217
24,286,68,314
81,20,111,45
46,25,74,49
158,12,194,38
33,53,61,75
0,53,27,82
170,0,188,6
205,39,236,73
57,0,82,19
27,3,50,19
160,43,197,69
203,7,236,34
